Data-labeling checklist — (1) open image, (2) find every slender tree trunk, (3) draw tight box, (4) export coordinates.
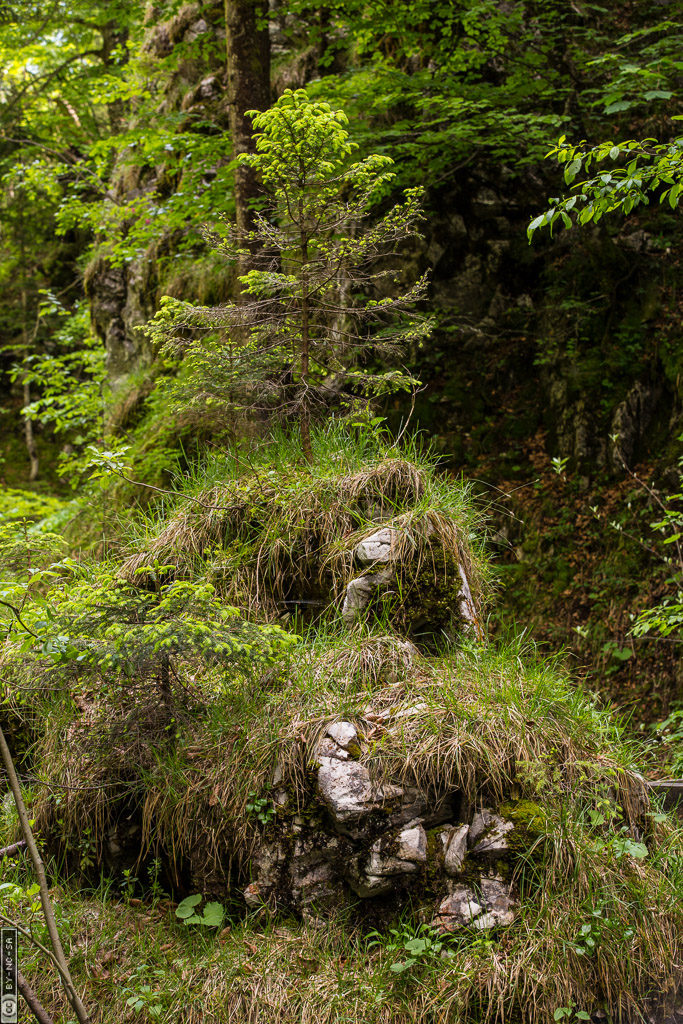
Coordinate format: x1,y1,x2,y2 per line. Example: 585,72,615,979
22,377,39,482
15,967,55,1024
100,21,129,133
0,723,90,1023
159,655,172,710
18,211,39,480
224,0,270,242
299,226,312,463
0,839,26,859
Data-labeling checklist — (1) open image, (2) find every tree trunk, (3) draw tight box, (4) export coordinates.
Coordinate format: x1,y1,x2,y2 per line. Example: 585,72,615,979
18,209,39,481
299,226,312,463
224,0,270,241
22,378,39,482
16,968,56,1024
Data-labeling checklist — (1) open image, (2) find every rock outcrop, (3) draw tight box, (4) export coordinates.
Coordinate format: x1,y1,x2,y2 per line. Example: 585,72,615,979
243,719,521,931
341,525,479,634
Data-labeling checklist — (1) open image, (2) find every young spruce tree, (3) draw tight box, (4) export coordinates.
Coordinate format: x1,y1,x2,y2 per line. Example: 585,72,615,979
144,89,432,461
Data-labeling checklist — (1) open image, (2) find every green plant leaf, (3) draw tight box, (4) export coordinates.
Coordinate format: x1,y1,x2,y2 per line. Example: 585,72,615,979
200,902,225,927
175,893,203,918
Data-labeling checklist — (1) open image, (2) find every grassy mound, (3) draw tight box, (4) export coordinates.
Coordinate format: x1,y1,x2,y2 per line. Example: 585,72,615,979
3,635,680,1023
118,425,488,629
1,426,682,1023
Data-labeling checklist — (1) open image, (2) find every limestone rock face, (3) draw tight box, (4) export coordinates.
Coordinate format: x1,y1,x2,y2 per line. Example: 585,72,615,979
339,522,479,635
469,808,514,857
316,736,350,762
396,824,428,863
434,887,484,931
433,875,518,933
355,528,400,564
347,823,428,896
341,568,394,625
368,824,427,876
478,874,518,927
245,725,522,929
317,760,404,826
441,823,469,874
326,721,358,751
456,564,478,629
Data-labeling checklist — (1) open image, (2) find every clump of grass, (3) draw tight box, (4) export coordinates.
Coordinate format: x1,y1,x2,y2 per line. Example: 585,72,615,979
3,793,682,1023
25,636,659,890
118,421,490,624
313,631,420,689
4,422,682,1022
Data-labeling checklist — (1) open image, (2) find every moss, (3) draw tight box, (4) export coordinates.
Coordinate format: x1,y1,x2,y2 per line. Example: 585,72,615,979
499,799,548,863
402,548,465,635
368,546,469,639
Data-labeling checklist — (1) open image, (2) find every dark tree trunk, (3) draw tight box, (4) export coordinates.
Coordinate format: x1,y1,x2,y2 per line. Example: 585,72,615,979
224,0,271,239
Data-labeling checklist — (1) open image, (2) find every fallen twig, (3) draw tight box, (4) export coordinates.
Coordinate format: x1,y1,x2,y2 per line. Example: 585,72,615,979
16,967,56,1024
0,839,26,859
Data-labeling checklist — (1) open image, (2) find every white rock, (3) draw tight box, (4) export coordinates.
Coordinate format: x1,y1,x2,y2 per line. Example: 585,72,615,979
480,873,518,926
366,823,428,877
367,849,420,877
185,18,209,41
470,809,514,856
315,736,349,763
326,721,358,750
346,852,397,895
392,703,429,721
457,564,478,628
360,873,394,894
433,886,483,932
472,911,500,930
341,576,375,624
441,824,469,874
341,568,394,625
355,528,399,564
317,759,403,825
397,824,427,863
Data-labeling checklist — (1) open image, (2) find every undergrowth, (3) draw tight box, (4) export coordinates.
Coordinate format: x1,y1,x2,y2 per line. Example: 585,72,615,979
2,634,681,1022
1,424,682,1022
116,422,491,627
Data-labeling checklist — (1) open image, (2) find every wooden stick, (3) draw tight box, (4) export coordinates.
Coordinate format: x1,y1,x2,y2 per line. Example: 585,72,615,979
0,722,90,1023
16,967,56,1024
0,839,27,859
0,911,80,1002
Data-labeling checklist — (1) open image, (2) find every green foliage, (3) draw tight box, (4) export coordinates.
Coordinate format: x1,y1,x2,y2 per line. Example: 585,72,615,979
12,304,108,484
366,921,453,974
528,129,683,238
0,488,65,524
554,1004,591,1023
651,708,683,777
570,902,635,958
142,90,430,450
56,126,235,268
621,444,683,642
245,791,275,826
293,0,683,194
3,563,297,678
122,964,168,1018
175,894,225,928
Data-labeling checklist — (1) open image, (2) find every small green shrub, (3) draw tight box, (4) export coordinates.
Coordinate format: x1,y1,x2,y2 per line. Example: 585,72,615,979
175,894,225,928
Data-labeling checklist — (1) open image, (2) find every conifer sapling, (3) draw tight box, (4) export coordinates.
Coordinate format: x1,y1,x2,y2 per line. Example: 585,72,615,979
143,89,433,460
